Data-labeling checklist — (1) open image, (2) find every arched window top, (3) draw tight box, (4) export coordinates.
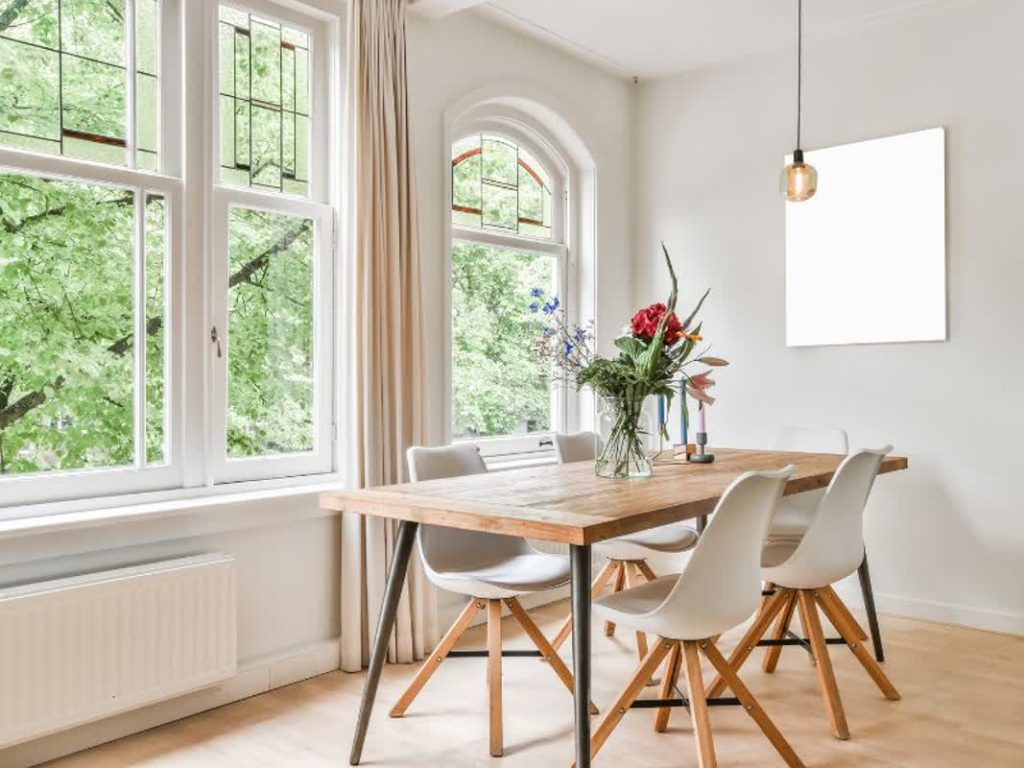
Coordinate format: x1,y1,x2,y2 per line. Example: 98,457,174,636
451,132,556,241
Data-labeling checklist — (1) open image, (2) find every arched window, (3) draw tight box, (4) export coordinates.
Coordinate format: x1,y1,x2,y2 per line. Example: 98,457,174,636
449,129,569,461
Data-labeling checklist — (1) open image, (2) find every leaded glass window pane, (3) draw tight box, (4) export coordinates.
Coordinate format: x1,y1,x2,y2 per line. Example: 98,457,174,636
0,0,161,169
218,5,311,196
451,133,554,239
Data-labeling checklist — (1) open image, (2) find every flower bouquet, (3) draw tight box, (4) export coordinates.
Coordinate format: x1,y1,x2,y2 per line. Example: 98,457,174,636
533,245,727,478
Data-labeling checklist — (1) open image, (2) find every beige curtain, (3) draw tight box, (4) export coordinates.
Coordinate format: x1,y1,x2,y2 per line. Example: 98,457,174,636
339,0,436,673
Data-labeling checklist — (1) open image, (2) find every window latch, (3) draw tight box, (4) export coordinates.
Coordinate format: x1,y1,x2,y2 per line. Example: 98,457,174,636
538,438,554,448
210,326,222,358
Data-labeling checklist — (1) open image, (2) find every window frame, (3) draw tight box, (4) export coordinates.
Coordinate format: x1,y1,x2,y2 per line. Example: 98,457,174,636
445,118,572,463
0,0,344,517
206,0,337,484
0,0,185,509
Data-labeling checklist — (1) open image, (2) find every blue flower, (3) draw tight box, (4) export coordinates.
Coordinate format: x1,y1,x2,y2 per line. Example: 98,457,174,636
542,297,561,315
564,341,574,357
543,327,556,338
530,287,545,299
573,327,589,343
529,302,540,314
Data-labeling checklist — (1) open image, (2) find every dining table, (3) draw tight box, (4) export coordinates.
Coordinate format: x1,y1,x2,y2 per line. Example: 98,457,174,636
320,446,908,767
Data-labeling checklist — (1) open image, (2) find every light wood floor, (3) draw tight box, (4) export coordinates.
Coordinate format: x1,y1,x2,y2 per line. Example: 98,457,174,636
46,601,1024,767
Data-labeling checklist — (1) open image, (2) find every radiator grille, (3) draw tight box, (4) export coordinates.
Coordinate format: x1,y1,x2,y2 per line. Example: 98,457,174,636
0,554,237,747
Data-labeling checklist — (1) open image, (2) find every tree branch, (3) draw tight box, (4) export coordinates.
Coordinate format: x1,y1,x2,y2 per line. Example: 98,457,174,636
0,376,63,431
0,0,31,35
229,219,312,288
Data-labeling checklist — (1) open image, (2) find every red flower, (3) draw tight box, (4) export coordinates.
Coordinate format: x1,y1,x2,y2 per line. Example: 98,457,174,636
631,302,685,345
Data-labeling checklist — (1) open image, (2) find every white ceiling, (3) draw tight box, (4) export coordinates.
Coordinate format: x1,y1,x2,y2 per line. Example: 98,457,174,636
473,0,940,79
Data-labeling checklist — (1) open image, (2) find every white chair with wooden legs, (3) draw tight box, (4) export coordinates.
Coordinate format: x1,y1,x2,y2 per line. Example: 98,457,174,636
769,426,886,662
580,466,805,768
550,432,700,664
390,444,594,759
708,446,901,741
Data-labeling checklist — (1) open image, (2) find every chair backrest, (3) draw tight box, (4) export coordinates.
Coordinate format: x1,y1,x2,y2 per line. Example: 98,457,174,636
770,446,891,587
657,466,795,637
553,431,598,464
775,426,849,454
407,445,530,573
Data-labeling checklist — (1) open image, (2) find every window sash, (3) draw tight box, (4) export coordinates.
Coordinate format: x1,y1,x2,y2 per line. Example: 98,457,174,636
448,234,569,460
207,185,334,483
0,150,185,509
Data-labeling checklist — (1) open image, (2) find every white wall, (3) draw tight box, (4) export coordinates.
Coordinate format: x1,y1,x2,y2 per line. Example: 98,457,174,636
632,0,1024,632
406,10,634,446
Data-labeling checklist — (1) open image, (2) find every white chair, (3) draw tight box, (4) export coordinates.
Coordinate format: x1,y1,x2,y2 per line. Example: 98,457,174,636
769,426,885,662
389,444,594,758
549,432,700,664
709,447,901,741
582,467,804,768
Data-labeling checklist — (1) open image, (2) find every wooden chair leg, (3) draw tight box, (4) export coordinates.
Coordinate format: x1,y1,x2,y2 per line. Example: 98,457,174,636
504,598,599,714
823,585,869,641
816,589,900,701
635,559,658,582
701,640,805,768
706,588,791,698
762,591,798,673
654,641,682,732
604,560,627,637
551,559,618,653
682,641,717,768
487,599,503,757
390,598,483,717
798,590,850,740
581,639,674,766
623,563,650,664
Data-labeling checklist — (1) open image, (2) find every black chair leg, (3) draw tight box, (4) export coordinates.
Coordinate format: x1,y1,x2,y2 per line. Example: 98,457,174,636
857,553,884,662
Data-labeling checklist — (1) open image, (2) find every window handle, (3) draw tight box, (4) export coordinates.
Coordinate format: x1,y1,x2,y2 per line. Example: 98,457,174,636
210,326,222,358
538,438,553,448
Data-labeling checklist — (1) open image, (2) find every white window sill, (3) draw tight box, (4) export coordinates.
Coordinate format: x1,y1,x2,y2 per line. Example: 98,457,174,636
0,475,346,543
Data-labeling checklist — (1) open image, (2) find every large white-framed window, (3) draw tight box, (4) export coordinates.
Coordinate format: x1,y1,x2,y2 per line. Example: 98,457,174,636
0,0,341,516
447,120,570,463
208,0,335,482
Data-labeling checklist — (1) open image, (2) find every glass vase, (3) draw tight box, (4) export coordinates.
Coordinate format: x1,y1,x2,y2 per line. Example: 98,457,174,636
595,395,653,479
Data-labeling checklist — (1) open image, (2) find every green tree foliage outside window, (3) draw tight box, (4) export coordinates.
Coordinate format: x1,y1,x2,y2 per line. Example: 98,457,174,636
226,208,315,458
451,241,553,438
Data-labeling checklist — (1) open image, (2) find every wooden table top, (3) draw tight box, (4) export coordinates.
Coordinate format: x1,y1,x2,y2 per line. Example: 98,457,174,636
319,448,908,546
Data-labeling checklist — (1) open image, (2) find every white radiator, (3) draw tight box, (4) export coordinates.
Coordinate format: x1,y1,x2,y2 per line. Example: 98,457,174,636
0,554,237,747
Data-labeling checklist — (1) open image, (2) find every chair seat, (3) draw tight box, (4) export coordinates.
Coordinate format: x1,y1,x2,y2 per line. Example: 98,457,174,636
761,536,801,568
767,491,821,538
425,552,571,599
595,523,700,561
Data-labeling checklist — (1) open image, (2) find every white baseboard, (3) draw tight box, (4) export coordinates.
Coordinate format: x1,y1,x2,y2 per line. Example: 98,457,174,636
0,639,341,768
833,584,1024,637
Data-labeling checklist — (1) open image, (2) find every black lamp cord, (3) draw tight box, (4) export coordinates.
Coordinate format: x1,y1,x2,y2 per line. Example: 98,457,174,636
796,0,803,152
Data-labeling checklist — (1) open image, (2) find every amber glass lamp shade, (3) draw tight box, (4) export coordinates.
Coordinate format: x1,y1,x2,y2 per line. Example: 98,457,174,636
781,149,818,202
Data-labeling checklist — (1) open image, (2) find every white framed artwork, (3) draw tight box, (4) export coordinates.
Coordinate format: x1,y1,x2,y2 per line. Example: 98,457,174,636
785,127,947,347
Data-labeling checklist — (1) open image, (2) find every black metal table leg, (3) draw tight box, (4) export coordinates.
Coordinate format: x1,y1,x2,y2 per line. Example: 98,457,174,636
858,552,884,662
350,520,420,765
570,544,593,768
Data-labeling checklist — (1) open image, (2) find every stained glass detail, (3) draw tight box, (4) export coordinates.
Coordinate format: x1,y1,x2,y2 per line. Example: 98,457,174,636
0,0,160,169
218,6,310,196
451,133,553,239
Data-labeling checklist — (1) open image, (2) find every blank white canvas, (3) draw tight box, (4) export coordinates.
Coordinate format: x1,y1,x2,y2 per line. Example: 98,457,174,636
785,127,947,347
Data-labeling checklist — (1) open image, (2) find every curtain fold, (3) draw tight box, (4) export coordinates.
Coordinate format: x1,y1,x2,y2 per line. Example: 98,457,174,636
340,0,436,673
